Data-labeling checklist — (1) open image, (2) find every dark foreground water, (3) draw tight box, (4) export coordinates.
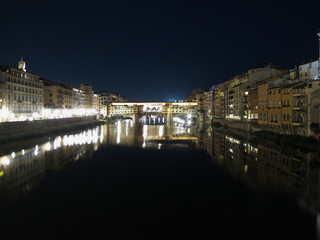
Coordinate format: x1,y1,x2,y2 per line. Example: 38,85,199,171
0,121,317,239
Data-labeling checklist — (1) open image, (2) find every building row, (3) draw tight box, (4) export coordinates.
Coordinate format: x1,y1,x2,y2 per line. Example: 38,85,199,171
197,59,320,136
0,58,127,121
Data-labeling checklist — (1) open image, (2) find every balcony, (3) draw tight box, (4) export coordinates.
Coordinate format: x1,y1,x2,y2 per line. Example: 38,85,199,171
293,93,304,97
292,121,303,126
292,104,305,111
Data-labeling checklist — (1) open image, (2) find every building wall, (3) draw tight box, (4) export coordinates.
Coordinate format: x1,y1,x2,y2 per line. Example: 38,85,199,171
258,82,268,125
281,85,293,132
267,87,282,127
292,82,307,135
81,84,93,109
43,82,73,109
0,116,96,135
0,67,44,116
72,88,85,109
214,83,225,118
306,80,320,135
248,87,258,121
299,60,319,81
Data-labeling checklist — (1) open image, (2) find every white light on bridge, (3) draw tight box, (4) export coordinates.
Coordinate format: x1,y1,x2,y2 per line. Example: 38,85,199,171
159,125,164,138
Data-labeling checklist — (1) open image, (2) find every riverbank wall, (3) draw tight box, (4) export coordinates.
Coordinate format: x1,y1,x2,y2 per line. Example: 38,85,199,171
212,119,264,133
0,116,97,135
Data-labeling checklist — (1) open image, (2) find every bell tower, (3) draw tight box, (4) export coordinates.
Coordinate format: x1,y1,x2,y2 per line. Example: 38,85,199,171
18,56,26,72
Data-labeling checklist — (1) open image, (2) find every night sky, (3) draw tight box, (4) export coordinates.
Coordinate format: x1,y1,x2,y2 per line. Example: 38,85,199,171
1,0,320,101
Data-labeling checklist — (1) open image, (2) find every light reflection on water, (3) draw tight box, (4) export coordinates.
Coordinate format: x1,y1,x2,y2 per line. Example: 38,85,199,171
1,121,320,224
0,122,198,201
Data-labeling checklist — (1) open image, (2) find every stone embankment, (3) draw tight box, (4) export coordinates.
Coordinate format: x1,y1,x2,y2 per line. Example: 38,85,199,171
0,116,97,135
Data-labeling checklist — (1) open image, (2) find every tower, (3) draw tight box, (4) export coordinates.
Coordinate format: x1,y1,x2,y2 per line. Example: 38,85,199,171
18,56,26,72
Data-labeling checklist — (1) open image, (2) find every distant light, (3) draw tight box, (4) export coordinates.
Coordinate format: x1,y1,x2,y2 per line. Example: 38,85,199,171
11,152,15,158
1,157,10,166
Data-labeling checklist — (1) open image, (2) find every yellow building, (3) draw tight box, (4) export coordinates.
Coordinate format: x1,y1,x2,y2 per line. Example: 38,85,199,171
267,86,282,128
214,83,225,119
247,86,258,122
43,79,73,109
80,84,93,109
258,82,268,125
281,84,293,133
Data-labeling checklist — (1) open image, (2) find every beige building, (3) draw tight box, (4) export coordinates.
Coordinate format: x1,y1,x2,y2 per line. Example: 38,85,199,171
214,83,225,119
72,88,85,109
299,60,319,81
81,84,93,109
93,93,100,112
225,65,287,120
42,79,73,109
0,58,44,119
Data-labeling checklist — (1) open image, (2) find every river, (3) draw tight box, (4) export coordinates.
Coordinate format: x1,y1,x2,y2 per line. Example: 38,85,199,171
0,121,318,239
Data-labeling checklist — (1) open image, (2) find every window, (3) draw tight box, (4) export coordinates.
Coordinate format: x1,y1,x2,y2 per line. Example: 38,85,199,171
283,114,286,120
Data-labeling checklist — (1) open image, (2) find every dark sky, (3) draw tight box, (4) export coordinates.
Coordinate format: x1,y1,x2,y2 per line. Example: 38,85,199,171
1,0,320,101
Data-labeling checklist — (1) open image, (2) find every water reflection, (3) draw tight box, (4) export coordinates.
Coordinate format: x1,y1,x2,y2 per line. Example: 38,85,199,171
1,121,320,219
199,130,320,213
0,122,198,202
103,120,198,149
0,126,104,202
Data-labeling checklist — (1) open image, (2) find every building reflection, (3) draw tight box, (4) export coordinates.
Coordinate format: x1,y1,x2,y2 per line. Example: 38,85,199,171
201,130,320,211
102,120,198,149
0,126,104,201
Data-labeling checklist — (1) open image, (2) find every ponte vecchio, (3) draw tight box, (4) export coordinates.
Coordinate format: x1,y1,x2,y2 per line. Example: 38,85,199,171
103,101,199,124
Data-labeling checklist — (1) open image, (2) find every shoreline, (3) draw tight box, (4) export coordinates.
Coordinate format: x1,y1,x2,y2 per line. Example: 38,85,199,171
0,120,105,144
211,120,320,152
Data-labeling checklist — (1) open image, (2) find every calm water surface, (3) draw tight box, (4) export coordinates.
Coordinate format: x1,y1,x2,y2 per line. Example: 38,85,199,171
0,121,318,239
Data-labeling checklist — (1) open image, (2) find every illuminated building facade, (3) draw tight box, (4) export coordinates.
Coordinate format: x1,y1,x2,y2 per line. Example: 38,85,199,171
214,83,225,118
81,84,93,109
205,86,215,119
42,79,73,109
0,60,44,119
72,88,85,109
247,86,258,122
93,93,100,112
225,66,287,120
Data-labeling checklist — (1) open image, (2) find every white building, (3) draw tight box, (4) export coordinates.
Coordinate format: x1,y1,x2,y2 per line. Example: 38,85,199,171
0,58,44,121
299,60,319,81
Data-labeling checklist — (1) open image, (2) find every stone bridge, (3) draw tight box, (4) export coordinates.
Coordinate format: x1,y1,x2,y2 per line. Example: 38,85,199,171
103,102,198,124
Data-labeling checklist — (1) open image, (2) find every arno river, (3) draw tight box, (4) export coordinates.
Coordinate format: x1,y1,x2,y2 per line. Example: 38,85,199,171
0,121,319,239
